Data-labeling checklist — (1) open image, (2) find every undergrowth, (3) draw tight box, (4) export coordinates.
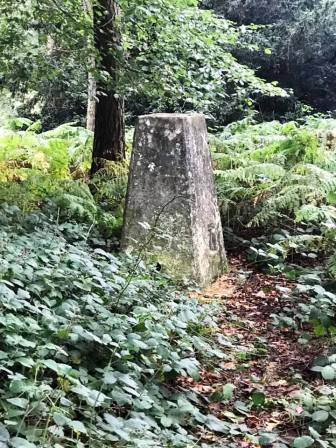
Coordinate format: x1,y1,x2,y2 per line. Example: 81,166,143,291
213,116,336,233
0,118,129,240
212,115,336,275
0,204,230,448
3,113,336,446
212,115,336,447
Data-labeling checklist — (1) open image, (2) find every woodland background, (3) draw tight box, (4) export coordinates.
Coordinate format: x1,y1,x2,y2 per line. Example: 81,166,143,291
0,1,336,448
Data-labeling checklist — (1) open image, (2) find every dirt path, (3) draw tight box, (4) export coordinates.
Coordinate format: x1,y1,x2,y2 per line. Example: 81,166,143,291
183,256,321,446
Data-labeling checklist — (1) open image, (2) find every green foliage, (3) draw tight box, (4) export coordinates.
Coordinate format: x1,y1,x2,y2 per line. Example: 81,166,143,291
218,116,336,447
214,117,336,232
0,121,70,211
209,0,336,114
123,3,285,123
48,181,124,240
0,0,286,127
0,119,92,200
0,204,227,447
271,271,336,332
90,160,129,215
287,384,336,447
0,119,127,239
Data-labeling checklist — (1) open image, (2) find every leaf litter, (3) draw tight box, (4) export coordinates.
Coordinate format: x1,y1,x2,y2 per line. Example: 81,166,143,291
184,255,324,447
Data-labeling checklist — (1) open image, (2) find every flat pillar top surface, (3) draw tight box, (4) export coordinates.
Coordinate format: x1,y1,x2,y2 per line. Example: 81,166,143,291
138,112,205,120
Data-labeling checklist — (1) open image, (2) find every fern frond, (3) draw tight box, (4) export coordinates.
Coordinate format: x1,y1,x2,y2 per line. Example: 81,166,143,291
215,163,286,184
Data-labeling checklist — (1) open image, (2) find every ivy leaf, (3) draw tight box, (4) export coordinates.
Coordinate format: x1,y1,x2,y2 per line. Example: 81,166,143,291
0,425,10,442
119,374,138,390
321,366,335,380
71,384,108,407
16,358,35,368
53,413,71,427
69,420,87,434
203,415,230,433
176,358,200,380
259,433,278,446
104,414,130,440
10,437,37,448
41,359,59,372
160,415,173,428
103,371,117,385
104,413,122,428
6,398,28,409
293,436,314,448
312,410,329,422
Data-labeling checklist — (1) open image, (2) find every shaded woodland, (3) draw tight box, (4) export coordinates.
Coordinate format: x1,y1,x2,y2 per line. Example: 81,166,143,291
0,1,336,447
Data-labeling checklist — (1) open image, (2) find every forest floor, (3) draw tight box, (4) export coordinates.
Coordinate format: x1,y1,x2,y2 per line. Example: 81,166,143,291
181,255,323,447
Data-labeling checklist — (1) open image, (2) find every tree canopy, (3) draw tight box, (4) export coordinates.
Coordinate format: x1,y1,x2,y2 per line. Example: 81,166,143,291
1,1,336,447
207,0,336,113
0,0,285,129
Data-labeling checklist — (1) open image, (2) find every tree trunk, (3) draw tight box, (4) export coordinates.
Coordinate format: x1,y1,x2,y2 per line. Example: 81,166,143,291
86,64,97,132
83,0,97,133
91,0,125,174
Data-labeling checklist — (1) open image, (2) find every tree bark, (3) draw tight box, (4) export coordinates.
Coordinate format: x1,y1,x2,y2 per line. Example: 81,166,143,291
86,70,97,132
91,0,125,174
83,0,97,133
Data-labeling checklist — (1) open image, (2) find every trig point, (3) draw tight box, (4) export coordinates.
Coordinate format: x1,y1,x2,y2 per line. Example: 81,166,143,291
121,113,226,286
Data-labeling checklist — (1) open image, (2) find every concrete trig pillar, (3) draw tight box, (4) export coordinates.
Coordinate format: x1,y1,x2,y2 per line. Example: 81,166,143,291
121,113,226,286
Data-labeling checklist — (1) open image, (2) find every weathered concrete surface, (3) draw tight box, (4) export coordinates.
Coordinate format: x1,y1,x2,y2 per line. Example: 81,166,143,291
121,113,226,286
